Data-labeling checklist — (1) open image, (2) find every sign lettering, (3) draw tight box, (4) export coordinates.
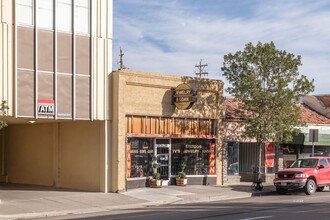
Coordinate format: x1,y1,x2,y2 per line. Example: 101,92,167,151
38,99,55,116
172,83,197,110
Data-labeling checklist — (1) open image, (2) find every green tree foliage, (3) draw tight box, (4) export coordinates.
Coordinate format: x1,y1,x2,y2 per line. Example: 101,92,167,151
0,100,9,130
221,42,314,169
222,41,314,143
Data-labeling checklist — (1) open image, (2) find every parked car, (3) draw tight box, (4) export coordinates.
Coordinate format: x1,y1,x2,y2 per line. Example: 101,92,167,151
274,157,330,195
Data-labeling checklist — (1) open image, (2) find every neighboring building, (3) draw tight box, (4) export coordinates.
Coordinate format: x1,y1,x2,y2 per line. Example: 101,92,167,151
223,97,269,184
0,1,225,192
112,69,224,189
224,96,330,185
0,0,113,192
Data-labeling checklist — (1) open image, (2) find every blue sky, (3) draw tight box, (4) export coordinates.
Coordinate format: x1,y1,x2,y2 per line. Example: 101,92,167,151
112,0,330,95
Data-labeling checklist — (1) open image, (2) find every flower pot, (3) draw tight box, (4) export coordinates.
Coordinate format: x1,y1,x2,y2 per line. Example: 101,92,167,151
150,179,163,188
176,178,188,186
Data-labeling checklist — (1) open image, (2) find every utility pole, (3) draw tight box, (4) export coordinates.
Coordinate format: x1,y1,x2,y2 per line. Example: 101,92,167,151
118,47,125,70
195,59,208,78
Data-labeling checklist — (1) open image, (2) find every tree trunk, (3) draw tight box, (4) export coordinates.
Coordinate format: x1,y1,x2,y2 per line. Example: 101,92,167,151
258,142,263,176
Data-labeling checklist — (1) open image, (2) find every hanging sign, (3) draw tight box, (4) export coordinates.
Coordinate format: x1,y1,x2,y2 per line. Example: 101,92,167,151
172,83,197,110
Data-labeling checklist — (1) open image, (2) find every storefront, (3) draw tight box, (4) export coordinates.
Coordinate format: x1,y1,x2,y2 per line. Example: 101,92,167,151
126,116,217,188
111,69,223,190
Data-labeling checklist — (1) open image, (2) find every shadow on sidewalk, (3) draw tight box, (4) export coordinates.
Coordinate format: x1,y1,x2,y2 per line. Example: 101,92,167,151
0,182,87,193
222,182,277,196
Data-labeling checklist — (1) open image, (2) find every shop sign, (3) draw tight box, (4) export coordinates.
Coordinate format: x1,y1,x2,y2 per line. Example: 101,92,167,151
172,83,197,110
38,99,55,115
130,149,154,154
209,143,216,174
265,142,275,168
127,143,132,178
156,144,170,148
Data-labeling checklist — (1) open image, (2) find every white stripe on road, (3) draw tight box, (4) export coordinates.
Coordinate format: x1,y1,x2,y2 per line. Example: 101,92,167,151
238,216,273,220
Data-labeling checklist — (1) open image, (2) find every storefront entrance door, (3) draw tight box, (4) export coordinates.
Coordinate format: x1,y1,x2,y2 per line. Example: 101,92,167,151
155,139,171,182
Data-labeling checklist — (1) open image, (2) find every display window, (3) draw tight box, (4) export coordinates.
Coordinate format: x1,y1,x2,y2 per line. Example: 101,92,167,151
127,138,154,178
171,139,216,175
227,142,239,176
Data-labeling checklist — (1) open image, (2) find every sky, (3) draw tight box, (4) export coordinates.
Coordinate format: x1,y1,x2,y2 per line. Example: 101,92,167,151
112,0,330,95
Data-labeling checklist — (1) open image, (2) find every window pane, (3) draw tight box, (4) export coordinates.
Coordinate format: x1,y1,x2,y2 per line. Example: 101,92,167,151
57,0,72,32
37,0,54,29
127,138,154,178
75,0,89,34
227,142,239,176
171,139,215,175
17,0,33,25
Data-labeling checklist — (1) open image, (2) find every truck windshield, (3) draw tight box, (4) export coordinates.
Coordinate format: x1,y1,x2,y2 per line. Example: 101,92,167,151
290,159,318,168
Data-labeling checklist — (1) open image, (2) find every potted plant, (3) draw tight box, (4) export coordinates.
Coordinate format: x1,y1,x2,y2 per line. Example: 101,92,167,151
152,156,158,173
150,156,163,188
176,161,188,186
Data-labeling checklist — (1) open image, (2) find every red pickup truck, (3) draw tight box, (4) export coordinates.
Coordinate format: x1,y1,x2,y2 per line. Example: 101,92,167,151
274,157,330,195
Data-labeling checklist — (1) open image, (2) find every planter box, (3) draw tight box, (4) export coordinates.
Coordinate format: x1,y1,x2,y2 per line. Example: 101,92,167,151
150,179,163,188
176,178,188,186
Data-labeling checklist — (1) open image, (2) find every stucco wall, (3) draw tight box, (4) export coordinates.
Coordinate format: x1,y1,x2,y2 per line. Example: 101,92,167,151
111,69,224,191
120,70,222,118
58,122,101,191
5,124,54,185
4,121,105,191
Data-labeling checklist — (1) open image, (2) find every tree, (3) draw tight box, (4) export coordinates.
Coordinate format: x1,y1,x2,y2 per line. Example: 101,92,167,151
221,41,314,173
0,100,9,130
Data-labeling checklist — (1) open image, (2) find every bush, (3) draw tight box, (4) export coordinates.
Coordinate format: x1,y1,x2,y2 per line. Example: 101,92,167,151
153,172,160,180
178,171,186,179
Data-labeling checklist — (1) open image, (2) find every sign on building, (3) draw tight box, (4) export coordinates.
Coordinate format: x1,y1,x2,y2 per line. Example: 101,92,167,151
172,83,197,110
38,99,55,115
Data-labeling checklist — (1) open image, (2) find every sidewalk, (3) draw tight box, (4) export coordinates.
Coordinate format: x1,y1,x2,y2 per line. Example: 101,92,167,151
0,182,276,220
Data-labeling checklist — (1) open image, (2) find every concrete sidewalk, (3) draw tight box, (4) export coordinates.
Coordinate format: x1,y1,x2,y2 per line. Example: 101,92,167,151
0,182,276,220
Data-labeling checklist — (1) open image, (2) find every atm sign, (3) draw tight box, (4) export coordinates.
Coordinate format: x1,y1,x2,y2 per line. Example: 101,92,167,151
38,99,55,115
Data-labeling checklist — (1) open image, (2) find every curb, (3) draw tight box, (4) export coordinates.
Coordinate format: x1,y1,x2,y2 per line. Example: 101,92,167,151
172,193,253,204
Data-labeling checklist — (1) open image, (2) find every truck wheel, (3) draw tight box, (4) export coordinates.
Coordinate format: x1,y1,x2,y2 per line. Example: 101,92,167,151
276,188,288,195
317,186,325,192
304,179,316,195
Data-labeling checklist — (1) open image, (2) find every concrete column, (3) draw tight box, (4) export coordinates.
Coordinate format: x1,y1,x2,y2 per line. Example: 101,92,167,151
52,123,60,187
216,84,224,185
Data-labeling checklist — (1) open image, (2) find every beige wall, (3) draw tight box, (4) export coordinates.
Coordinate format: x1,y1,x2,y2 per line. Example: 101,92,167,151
111,69,224,191
0,0,112,192
91,0,113,120
5,124,54,185
0,0,14,116
4,121,107,191
118,70,222,118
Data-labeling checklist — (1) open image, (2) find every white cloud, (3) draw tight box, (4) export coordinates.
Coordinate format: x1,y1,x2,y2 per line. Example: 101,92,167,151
113,0,330,94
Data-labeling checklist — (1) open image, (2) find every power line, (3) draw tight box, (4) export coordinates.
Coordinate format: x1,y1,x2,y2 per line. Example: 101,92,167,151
195,59,208,78
118,47,126,70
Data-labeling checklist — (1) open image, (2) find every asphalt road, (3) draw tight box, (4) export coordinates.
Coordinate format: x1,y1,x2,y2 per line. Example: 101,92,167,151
41,190,330,220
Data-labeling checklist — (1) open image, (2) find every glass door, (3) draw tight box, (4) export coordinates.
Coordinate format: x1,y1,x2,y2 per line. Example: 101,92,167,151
155,139,171,181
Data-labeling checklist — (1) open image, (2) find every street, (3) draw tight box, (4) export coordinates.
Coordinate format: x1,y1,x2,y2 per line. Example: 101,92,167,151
40,190,330,220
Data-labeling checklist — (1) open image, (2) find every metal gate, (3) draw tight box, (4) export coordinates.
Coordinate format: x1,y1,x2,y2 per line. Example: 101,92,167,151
155,139,171,181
